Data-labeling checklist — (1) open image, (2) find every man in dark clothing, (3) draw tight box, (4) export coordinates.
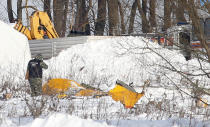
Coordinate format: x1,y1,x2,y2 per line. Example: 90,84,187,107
179,32,191,61
25,54,48,96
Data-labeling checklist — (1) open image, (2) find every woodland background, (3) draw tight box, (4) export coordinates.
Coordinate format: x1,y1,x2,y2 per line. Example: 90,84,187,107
1,0,203,37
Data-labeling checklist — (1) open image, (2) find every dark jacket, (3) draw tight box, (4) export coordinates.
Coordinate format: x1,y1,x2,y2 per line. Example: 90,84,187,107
27,59,48,78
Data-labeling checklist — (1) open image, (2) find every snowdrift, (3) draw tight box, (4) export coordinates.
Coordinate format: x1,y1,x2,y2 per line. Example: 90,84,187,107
0,21,31,81
21,113,114,127
46,36,210,91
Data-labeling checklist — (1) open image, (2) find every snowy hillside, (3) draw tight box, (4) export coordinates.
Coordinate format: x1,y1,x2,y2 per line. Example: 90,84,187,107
0,20,210,127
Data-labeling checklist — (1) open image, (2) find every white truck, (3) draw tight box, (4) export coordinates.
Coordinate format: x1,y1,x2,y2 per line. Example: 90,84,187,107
166,16,210,60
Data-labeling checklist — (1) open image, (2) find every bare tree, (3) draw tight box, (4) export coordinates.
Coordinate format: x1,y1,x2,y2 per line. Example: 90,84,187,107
186,0,210,63
17,0,22,21
7,0,14,23
149,0,156,29
61,0,69,36
53,0,66,37
44,0,52,20
155,0,210,98
95,0,106,35
128,0,137,34
142,0,150,33
74,0,88,33
163,0,171,31
85,0,93,35
25,0,29,26
107,0,119,35
118,0,125,34
175,0,186,23
136,0,151,33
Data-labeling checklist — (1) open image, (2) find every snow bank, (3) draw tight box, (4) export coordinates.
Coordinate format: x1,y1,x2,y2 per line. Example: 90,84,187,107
0,21,31,82
6,113,208,127
0,117,17,127
46,36,210,91
20,113,114,127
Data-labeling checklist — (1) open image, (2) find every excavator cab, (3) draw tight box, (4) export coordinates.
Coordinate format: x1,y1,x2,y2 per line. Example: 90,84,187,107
38,25,48,39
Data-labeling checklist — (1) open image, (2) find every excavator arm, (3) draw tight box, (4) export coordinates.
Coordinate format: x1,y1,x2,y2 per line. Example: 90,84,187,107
14,11,59,40
30,11,59,39
14,20,32,40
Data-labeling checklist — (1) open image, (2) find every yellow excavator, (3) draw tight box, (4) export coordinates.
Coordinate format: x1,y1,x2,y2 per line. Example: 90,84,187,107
14,11,59,40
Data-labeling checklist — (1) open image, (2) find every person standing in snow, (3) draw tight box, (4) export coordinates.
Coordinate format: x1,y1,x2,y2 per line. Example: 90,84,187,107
179,32,191,61
25,54,48,96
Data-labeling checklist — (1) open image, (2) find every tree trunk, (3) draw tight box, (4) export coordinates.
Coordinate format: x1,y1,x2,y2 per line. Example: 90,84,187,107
107,0,119,35
118,0,125,34
128,0,137,34
75,0,82,31
61,0,69,37
75,0,87,32
17,0,22,21
163,0,171,31
136,0,150,33
69,0,75,31
7,0,14,23
142,0,148,33
149,0,156,29
95,0,106,35
53,0,66,37
84,0,91,35
44,0,52,20
176,0,186,23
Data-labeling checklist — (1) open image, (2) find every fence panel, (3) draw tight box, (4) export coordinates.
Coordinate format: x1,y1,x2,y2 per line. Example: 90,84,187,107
29,36,111,59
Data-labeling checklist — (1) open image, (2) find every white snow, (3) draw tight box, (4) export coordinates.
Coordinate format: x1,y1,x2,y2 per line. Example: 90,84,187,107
19,113,114,127
45,36,210,91
0,20,31,82
2,113,209,127
0,21,210,127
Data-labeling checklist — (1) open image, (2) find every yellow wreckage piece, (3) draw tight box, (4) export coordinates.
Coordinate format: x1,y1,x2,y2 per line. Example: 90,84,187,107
75,89,105,97
42,79,105,97
108,80,144,108
196,98,208,108
42,78,83,96
75,83,107,97
42,79,144,108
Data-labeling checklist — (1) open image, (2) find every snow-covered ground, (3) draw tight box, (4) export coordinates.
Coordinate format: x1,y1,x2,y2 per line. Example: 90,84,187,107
0,21,210,127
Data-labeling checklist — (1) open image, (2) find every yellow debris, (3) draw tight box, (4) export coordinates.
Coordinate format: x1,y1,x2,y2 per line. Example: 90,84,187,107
42,78,83,95
109,83,144,108
75,89,106,97
196,98,208,108
42,79,144,108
